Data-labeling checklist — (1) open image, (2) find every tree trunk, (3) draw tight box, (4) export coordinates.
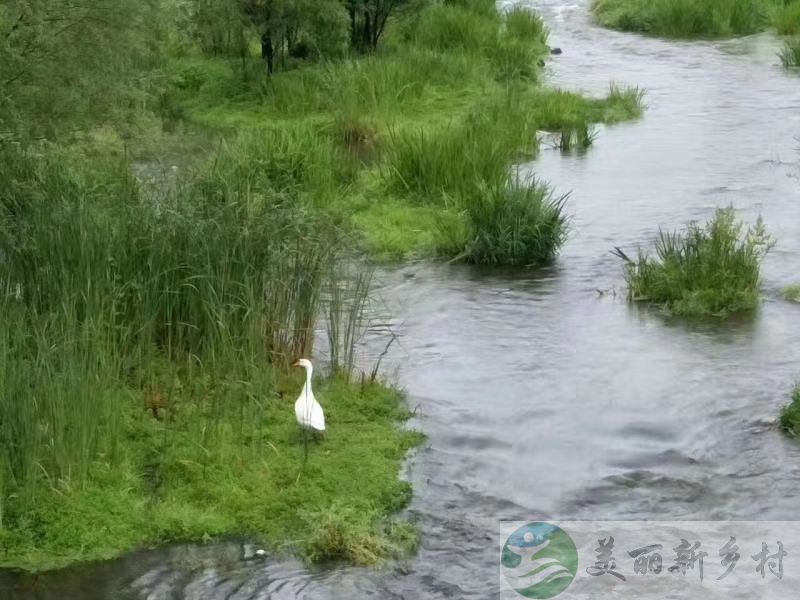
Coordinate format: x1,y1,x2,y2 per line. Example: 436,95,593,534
261,31,274,75
348,4,358,47
362,8,372,50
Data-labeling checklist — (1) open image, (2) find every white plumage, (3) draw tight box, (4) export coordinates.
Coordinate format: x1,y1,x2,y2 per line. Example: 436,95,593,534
292,358,325,432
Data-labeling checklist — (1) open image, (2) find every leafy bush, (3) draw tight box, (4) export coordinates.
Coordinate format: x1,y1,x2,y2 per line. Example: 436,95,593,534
780,385,800,436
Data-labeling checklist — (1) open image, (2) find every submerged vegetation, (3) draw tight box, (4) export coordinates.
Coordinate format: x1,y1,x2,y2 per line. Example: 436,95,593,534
176,1,644,263
592,0,800,38
619,208,774,317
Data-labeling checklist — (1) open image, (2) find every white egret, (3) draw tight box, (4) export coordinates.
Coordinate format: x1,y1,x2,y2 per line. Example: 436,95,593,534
292,358,325,433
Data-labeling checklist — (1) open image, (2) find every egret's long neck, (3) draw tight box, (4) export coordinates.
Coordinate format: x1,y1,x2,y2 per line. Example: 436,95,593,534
303,365,313,390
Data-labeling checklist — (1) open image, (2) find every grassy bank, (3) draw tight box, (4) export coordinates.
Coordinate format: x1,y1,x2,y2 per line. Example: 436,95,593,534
0,144,422,571
780,37,800,66
592,0,800,38
618,208,773,317
162,2,644,264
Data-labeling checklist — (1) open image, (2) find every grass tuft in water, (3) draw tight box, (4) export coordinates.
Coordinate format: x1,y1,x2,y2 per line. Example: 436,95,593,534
619,207,774,316
780,385,800,436
459,177,569,267
779,37,800,67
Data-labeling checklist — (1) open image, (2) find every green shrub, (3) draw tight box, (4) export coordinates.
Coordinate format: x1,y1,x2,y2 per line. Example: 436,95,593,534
460,178,568,266
621,207,774,316
785,284,800,302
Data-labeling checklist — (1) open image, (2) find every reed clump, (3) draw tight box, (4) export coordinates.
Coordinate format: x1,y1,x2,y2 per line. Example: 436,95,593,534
459,178,568,267
619,207,773,316
779,37,800,67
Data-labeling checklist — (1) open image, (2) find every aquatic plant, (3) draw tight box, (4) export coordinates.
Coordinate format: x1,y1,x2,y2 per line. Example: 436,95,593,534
556,124,598,152
779,37,800,67
459,177,569,267
0,145,420,570
780,385,800,436
619,207,774,316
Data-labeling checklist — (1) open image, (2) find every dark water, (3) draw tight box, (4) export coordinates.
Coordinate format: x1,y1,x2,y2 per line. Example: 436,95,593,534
4,1,800,597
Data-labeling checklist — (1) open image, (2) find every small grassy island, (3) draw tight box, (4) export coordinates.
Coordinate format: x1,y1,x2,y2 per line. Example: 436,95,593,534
618,208,774,317
593,0,800,39
0,0,644,572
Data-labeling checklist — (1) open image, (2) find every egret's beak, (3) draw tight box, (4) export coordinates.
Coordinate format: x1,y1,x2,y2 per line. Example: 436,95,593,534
291,359,301,367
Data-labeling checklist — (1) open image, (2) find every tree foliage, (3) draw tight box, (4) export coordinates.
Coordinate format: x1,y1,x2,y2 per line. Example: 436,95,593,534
0,0,162,141
345,0,415,50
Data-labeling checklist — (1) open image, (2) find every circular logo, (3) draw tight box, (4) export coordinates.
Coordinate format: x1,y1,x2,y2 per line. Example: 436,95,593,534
501,522,578,599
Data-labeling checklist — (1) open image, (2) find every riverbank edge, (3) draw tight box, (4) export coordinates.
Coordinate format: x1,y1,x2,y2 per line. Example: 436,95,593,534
0,372,425,573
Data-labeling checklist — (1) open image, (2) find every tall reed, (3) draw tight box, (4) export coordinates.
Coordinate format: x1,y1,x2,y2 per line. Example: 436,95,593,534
0,141,370,511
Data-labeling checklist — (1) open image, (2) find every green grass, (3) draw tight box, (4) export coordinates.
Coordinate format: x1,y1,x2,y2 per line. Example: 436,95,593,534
784,283,800,302
775,1,800,33
780,385,800,436
459,178,569,266
592,0,799,38
779,37,800,66
0,144,422,571
620,207,774,316
170,3,643,264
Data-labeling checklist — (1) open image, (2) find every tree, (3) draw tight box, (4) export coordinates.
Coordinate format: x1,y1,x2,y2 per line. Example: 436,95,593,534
243,0,348,74
0,0,162,141
344,0,413,51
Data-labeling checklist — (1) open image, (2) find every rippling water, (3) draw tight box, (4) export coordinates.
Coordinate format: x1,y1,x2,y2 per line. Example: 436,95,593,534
4,1,800,597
